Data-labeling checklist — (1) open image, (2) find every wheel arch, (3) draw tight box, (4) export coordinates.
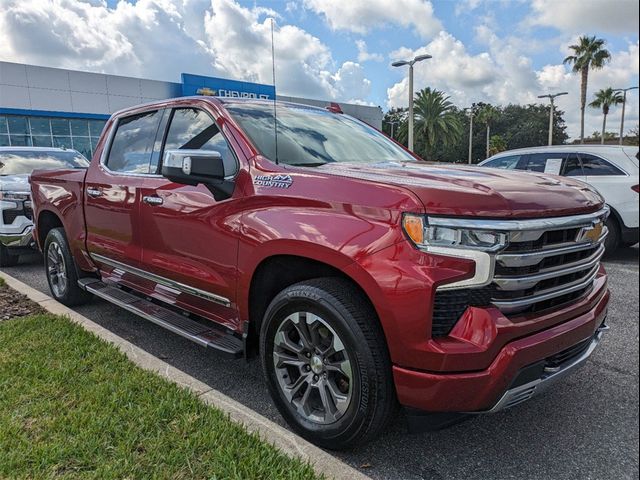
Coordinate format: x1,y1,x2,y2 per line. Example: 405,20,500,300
244,253,383,357
36,209,64,249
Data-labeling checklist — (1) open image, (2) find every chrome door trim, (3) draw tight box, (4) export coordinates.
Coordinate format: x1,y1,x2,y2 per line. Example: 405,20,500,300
91,253,232,308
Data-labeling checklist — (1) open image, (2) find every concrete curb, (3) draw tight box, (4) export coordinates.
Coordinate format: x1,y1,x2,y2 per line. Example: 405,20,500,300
0,270,371,480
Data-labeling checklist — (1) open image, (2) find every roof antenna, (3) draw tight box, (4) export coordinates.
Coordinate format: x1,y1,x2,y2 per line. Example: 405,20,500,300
270,17,279,165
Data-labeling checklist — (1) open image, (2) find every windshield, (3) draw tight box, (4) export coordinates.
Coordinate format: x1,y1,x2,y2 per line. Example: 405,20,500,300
0,150,89,175
224,102,417,166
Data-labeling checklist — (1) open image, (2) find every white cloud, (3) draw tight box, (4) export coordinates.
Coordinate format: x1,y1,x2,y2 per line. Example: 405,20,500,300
538,41,640,139
528,0,639,34
387,31,498,109
386,28,639,140
0,0,372,103
454,0,482,17
356,40,383,63
303,0,442,39
330,61,372,102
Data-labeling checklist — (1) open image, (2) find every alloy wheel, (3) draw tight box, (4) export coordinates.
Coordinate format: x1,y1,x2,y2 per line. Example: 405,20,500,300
272,311,353,425
47,241,67,298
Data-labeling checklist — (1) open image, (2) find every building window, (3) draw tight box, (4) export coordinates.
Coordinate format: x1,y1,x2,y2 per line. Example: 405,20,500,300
0,114,107,159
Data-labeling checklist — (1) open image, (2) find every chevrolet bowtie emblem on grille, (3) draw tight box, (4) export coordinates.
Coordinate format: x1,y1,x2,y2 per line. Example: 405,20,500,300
578,221,604,243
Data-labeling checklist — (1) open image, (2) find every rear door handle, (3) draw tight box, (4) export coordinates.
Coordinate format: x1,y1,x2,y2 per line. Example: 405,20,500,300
143,195,163,206
86,187,103,198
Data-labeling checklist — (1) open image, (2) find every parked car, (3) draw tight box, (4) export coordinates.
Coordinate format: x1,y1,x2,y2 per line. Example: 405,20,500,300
0,147,89,266
479,145,639,251
31,98,610,449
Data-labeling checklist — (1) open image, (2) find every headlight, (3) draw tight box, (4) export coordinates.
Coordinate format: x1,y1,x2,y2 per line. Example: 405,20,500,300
403,214,507,252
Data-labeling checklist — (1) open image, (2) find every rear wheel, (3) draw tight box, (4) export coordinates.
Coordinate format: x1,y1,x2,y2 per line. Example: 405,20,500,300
604,217,620,254
44,228,91,306
260,278,396,450
0,245,19,267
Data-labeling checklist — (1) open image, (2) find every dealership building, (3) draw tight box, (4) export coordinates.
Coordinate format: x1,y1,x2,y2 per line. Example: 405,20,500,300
0,61,383,159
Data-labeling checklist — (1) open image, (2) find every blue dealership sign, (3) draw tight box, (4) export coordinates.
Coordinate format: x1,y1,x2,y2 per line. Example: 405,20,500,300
181,73,275,100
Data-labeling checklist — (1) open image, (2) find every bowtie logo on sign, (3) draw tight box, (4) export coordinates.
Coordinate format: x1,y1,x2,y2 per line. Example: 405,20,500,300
198,86,269,99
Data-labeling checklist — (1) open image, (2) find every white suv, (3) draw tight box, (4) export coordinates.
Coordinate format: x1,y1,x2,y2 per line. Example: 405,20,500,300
0,147,89,266
479,145,639,252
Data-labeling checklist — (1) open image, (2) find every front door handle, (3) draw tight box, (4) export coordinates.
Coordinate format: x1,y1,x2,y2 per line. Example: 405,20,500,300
143,195,163,206
86,187,103,198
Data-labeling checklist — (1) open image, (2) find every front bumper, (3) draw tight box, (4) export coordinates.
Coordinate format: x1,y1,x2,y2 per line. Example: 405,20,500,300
484,321,608,412
393,273,610,413
0,225,36,250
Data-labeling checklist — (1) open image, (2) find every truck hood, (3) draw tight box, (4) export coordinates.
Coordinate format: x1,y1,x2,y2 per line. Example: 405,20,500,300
318,162,603,218
0,174,30,193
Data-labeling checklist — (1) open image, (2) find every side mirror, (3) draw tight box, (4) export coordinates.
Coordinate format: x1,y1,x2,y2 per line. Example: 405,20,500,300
161,149,227,186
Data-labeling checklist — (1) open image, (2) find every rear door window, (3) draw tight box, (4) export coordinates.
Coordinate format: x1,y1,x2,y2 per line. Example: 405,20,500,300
483,155,521,169
521,153,548,172
105,110,163,174
522,152,575,175
579,154,626,176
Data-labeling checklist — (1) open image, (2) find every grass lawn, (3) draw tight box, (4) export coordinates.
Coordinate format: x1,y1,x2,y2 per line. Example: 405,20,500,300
0,313,321,479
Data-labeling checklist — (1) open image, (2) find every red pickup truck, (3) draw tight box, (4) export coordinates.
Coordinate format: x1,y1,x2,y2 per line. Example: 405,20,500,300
30,97,610,449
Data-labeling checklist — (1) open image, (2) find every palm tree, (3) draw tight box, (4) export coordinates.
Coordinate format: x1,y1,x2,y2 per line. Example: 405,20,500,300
477,104,500,158
589,87,624,144
398,87,463,160
564,35,611,143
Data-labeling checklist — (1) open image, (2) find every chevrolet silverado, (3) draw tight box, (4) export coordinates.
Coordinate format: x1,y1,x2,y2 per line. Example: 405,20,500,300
30,97,610,449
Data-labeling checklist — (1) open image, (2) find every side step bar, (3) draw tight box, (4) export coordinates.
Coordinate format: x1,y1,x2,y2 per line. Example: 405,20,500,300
78,279,243,358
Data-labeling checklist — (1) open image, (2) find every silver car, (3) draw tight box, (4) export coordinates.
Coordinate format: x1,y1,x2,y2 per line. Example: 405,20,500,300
0,147,89,266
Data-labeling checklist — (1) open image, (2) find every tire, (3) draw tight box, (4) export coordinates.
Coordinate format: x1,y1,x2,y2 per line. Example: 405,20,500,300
604,217,620,254
259,277,396,450
0,245,19,267
44,228,91,306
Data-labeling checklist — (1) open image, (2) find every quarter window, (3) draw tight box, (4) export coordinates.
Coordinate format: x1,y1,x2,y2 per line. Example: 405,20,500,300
163,108,237,175
106,110,162,174
562,155,583,176
579,154,625,176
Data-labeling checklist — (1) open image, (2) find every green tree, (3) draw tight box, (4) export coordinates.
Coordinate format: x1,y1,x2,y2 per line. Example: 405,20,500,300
589,87,624,144
563,35,611,143
398,87,463,160
488,134,507,156
477,104,500,159
382,107,407,141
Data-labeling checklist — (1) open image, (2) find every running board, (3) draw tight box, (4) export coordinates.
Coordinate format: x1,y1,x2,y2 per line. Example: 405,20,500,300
78,279,243,357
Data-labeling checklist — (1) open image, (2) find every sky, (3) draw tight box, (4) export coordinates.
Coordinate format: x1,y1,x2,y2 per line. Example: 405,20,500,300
0,0,638,139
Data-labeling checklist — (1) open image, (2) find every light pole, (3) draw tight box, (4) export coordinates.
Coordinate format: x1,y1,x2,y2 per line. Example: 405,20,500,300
391,54,432,152
385,121,399,139
613,86,638,145
466,107,474,164
538,92,568,146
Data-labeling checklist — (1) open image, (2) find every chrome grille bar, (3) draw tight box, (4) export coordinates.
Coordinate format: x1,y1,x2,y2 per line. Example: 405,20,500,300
493,243,605,291
491,265,599,314
496,232,607,268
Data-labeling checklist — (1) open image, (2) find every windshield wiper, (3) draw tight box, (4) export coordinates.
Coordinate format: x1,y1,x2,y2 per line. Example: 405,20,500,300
287,162,327,167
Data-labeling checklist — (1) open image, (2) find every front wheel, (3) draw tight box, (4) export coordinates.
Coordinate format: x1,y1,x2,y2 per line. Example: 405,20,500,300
44,228,91,306
0,245,19,267
260,278,396,450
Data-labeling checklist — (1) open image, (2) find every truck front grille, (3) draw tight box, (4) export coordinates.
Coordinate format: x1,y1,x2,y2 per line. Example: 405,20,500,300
431,208,608,337
1,196,32,224
491,227,605,316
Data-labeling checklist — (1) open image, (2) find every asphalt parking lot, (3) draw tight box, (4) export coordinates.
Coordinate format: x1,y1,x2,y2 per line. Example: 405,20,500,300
2,247,638,480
